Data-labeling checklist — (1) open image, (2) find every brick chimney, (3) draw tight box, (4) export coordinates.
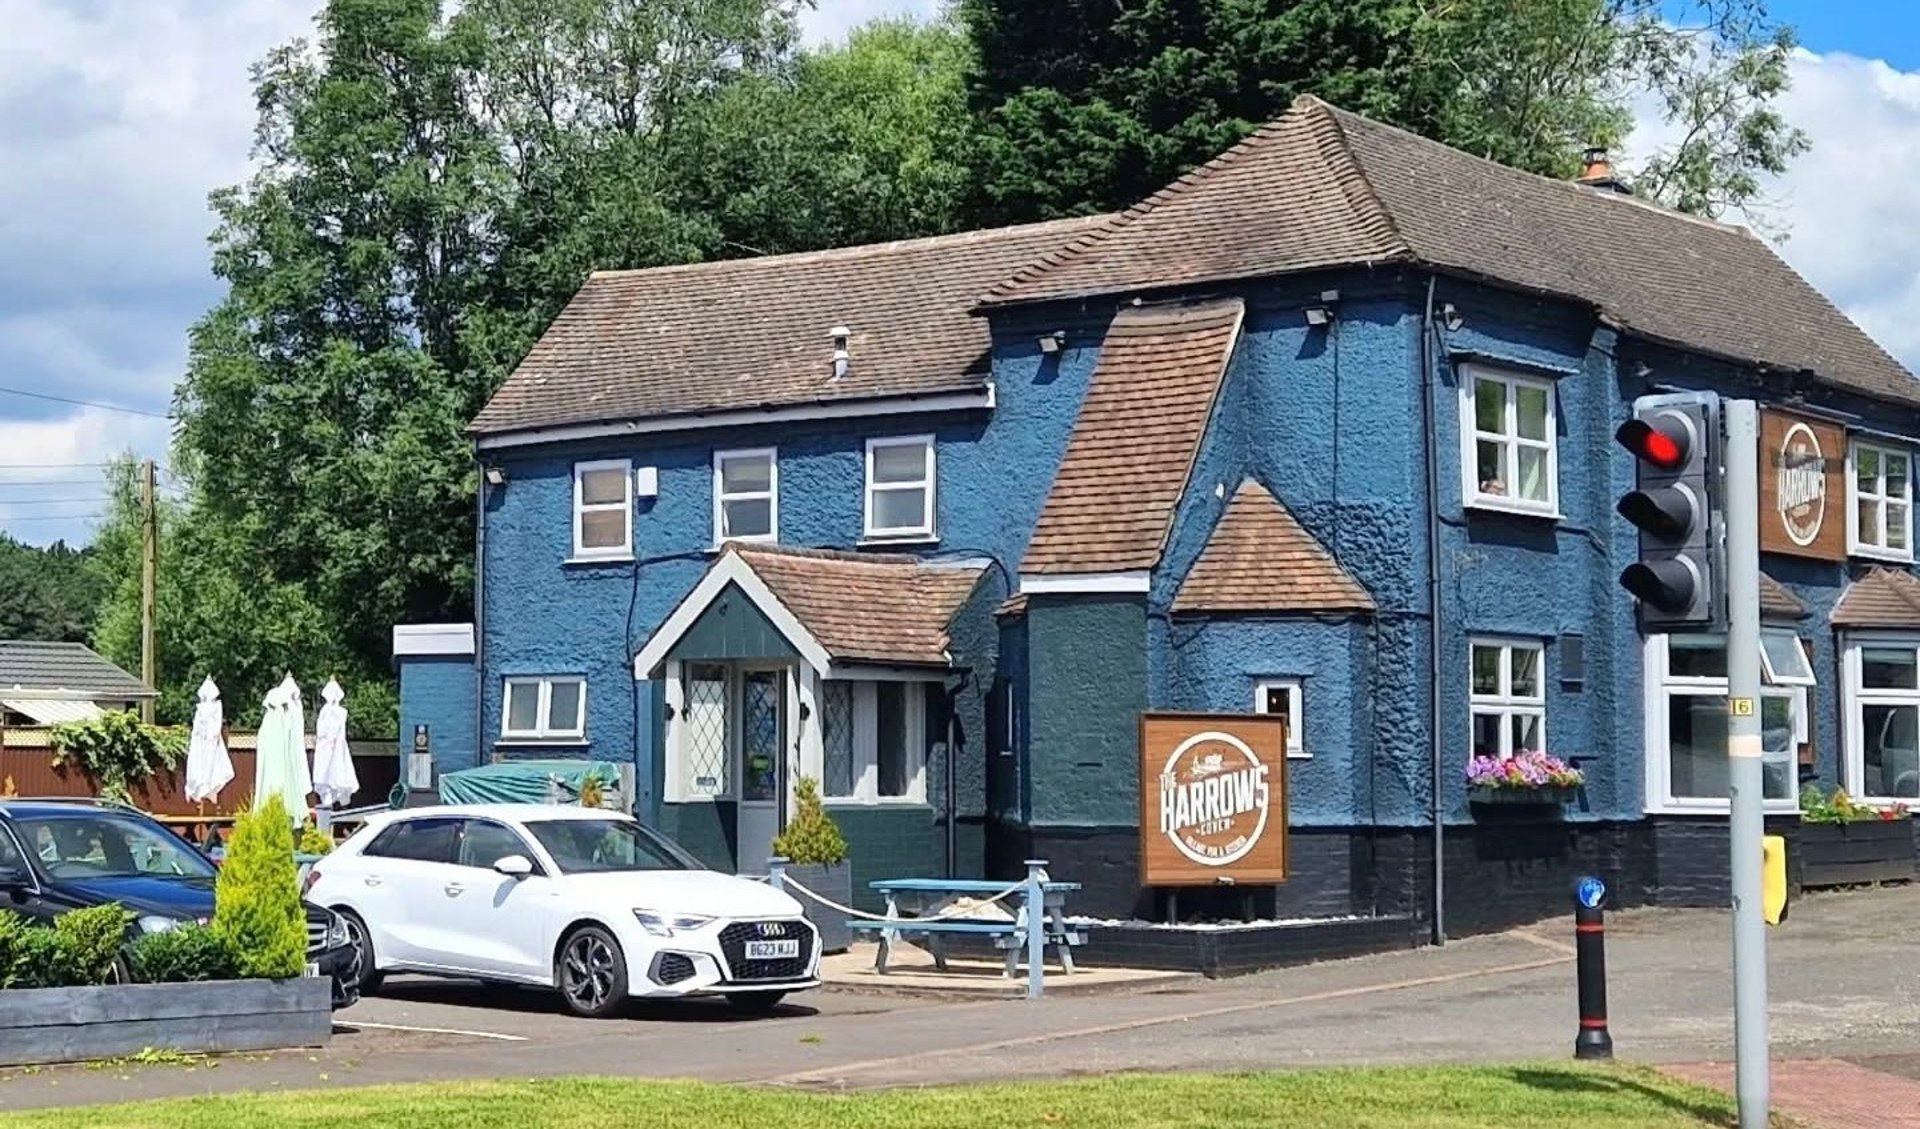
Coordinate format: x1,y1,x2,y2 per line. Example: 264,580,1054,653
1577,146,1632,195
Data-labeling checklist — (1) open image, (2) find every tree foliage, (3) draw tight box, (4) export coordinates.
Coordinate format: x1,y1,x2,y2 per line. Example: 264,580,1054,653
0,536,102,643
960,0,1806,224
214,795,308,980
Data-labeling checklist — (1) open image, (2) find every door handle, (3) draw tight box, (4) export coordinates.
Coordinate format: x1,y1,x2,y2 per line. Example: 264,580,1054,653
443,883,464,897
363,876,382,888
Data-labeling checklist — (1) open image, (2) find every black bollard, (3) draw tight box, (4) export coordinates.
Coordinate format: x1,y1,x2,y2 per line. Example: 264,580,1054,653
1573,876,1613,1060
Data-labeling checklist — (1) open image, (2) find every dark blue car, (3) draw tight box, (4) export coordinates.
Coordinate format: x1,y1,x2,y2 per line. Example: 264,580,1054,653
0,799,359,1008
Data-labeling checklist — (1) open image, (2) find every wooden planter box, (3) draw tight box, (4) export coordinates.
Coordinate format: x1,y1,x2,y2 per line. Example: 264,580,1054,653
1798,819,1917,888
1468,785,1578,807
784,862,853,956
0,977,332,1067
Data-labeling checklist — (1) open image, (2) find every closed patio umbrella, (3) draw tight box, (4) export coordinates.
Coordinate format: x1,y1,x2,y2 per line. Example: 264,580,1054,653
312,678,359,808
184,677,234,803
252,673,312,819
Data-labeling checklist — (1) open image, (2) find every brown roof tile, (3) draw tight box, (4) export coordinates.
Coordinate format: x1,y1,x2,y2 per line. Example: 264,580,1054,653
1832,567,1920,629
730,544,984,667
1760,572,1810,621
1021,299,1245,574
984,97,1917,405
472,216,1112,436
1172,480,1375,614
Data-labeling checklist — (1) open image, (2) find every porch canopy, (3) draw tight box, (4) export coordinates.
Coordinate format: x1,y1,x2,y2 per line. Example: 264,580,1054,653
635,543,987,678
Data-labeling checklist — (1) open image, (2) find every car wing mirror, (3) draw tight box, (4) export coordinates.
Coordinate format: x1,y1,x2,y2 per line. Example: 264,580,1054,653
0,865,29,891
493,854,534,878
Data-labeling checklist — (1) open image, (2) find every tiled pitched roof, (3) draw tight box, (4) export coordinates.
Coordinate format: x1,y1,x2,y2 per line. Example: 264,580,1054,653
1831,567,1920,629
1172,480,1374,614
731,545,984,667
1021,299,1246,574
471,216,1112,436
984,97,1917,405
1759,572,1810,621
0,641,153,699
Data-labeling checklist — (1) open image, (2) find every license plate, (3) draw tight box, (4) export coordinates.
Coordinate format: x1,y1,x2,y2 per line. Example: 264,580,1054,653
305,961,321,978
745,940,799,960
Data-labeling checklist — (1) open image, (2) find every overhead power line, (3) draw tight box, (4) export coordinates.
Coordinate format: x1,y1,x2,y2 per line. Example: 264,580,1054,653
0,511,108,522
0,497,113,506
0,384,172,419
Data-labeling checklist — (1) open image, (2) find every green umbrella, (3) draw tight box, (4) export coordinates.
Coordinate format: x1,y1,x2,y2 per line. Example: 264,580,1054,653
252,673,312,820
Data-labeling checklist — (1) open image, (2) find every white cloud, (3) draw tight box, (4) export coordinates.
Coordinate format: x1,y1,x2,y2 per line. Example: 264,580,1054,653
0,407,171,547
798,0,942,44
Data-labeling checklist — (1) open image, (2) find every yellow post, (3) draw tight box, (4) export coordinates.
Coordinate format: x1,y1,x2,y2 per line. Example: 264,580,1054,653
1761,835,1788,925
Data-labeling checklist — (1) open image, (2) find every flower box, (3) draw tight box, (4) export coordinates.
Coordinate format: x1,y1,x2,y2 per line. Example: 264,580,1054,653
1468,785,1578,807
0,977,331,1067
1798,819,1916,888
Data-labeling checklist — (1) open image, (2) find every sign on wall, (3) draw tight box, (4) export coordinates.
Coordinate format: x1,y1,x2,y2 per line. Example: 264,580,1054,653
1139,712,1288,887
1758,408,1846,561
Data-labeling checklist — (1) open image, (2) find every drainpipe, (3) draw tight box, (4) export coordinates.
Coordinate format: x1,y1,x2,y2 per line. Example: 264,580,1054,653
473,472,487,775
1420,275,1447,946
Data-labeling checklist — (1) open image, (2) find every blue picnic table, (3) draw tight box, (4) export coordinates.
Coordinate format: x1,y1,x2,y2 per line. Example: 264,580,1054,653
854,874,1084,978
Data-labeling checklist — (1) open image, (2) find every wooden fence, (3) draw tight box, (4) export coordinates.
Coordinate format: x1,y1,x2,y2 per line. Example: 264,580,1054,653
0,728,400,818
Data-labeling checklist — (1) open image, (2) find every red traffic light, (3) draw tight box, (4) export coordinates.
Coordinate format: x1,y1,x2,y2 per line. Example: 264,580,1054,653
1615,415,1690,470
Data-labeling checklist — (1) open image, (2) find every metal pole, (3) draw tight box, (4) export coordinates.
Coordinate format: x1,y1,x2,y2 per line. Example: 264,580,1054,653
1024,859,1046,1000
1723,399,1769,1129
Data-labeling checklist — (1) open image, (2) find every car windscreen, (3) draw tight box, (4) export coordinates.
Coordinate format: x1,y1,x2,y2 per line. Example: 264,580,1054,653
15,812,217,881
524,819,698,875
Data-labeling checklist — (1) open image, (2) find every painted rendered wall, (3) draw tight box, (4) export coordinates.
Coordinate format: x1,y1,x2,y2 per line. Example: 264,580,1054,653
398,654,476,776
1024,593,1149,827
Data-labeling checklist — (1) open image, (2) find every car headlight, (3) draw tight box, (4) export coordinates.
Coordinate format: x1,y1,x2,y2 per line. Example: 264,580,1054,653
325,915,350,949
136,915,179,935
631,909,714,937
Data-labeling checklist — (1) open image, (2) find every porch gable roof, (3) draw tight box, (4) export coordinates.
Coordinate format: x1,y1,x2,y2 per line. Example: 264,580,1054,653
635,544,986,676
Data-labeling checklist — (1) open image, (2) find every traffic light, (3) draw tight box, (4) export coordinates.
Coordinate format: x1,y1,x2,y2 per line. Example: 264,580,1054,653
1616,392,1721,629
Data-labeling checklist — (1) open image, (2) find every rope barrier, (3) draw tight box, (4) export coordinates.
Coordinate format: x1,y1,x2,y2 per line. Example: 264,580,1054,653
776,876,1030,923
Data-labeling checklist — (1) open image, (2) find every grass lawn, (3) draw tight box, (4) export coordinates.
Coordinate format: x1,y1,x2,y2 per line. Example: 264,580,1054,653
0,1066,1739,1128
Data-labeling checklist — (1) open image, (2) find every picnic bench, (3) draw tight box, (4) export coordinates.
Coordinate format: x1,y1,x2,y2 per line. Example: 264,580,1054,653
846,862,1084,981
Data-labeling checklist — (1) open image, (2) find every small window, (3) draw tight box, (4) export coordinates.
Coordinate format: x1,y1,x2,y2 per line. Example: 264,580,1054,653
1461,366,1558,516
819,679,926,803
1844,637,1920,803
502,676,587,740
364,818,458,863
1253,679,1307,758
573,460,632,559
1759,630,1815,687
1849,440,1913,561
714,448,777,543
865,436,936,540
1468,639,1545,760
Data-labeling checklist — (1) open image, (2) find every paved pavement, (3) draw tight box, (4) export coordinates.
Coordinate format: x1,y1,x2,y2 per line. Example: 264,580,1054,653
5,885,1920,1117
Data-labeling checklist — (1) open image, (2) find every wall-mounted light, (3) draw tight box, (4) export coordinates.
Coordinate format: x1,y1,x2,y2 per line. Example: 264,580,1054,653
1037,330,1065,355
484,467,507,487
1441,303,1465,332
1304,289,1341,328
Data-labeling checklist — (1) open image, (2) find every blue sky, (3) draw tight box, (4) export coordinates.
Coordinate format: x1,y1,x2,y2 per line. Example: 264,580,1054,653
0,0,1915,547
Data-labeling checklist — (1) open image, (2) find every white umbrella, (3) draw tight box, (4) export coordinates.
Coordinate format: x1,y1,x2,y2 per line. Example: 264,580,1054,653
252,673,312,818
184,677,234,803
312,678,359,808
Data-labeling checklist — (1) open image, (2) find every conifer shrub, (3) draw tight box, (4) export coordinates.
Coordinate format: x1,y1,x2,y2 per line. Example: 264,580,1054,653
213,796,307,979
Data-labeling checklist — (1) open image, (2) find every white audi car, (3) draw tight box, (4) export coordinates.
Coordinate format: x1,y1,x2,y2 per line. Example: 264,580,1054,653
305,804,819,1018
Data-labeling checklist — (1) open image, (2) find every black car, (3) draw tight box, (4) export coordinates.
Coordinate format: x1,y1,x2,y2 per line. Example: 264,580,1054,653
0,799,359,1008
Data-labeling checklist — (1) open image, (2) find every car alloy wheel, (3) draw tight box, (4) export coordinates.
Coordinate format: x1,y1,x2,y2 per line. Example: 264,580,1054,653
340,910,383,995
557,925,627,1019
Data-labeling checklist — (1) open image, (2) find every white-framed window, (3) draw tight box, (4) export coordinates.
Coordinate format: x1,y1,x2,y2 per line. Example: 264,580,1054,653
864,436,936,540
1644,634,1804,812
1460,365,1558,516
713,447,777,543
819,678,928,804
572,460,632,559
501,676,587,741
1843,635,1920,803
1468,638,1545,760
1848,440,1913,561
1253,679,1307,759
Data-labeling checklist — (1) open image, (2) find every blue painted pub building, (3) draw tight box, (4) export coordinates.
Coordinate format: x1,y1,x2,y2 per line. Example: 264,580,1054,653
396,97,1920,935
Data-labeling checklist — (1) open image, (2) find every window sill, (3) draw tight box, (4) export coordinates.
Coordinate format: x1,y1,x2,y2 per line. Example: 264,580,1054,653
565,553,634,567
495,737,590,748
1464,499,1561,521
1645,802,1802,817
1849,545,1915,565
1286,750,1311,761
707,537,778,554
858,534,940,548
824,798,932,809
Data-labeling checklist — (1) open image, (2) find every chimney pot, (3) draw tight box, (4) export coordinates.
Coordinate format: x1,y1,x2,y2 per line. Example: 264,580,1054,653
1576,147,1631,195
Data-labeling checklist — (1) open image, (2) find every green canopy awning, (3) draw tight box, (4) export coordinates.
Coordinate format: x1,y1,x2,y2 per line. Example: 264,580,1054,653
436,759,620,807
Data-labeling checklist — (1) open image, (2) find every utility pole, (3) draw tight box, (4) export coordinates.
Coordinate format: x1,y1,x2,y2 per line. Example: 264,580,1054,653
1722,399,1769,1129
139,459,157,724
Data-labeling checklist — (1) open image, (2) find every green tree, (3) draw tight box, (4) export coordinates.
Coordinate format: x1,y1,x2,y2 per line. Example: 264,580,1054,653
0,535,103,643
960,0,1806,224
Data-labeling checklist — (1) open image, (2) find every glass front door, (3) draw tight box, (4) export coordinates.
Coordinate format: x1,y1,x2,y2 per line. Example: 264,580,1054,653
734,667,787,874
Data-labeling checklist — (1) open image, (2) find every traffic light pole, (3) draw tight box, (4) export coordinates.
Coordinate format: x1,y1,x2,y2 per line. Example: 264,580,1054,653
1723,398,1769,1129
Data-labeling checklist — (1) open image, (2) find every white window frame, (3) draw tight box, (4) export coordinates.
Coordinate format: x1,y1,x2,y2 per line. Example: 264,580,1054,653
500,676,587,741
1459,365,1559,517
713,447,778,545
1253,679,1307,759
863,435,937,541
1468,637,1546,760
571,459,633,561
1847,439,1914,562
1842,633,1920,805
1642,635,1804,814
817,678,929,805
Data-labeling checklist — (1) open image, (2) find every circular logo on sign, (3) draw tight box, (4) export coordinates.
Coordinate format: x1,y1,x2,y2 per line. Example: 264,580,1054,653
1156,731,1271,867
1777,422,1826,547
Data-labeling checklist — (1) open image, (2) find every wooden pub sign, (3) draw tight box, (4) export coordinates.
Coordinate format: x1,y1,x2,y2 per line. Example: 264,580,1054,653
1758,407,1847,561
1139,712,1288,886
